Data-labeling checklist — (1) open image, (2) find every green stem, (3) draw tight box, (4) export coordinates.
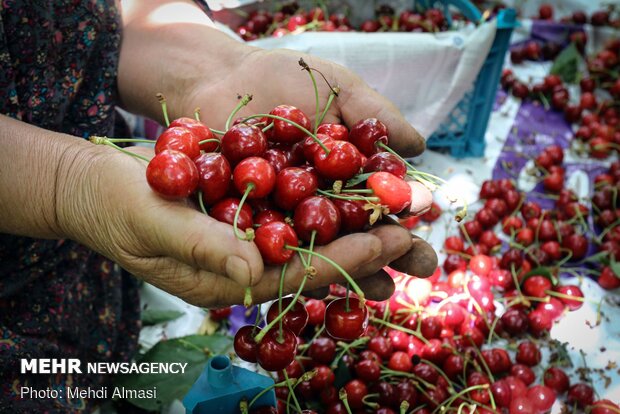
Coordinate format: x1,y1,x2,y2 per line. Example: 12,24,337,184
90,137,151,163
197,191,208,215
278,263,286,340
262,122,274,133
210,128,226,135
239,114,329,154
316,188,379,203
103,138,155,144
284,245,365,303
317,89,338,126
156,93,171,127
248,379,289,408
233,183,254,241
225,94,253,131
300,59,321,134
307,230,316,268
283,370,304,413
339,388,354,414
345,282,350,312
331,337,370,369
369,317,429,344
198,138,221,146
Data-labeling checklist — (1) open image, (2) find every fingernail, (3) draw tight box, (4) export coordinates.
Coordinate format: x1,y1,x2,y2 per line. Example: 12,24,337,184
225,255,251,286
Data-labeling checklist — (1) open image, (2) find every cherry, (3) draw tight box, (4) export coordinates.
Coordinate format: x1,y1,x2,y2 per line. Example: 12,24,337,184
444,236,465,252
461,220,483,241
221,123,267,165
209,307,232,321
343,379,368,409
543,366,570,394
348,118,389,157
467,372,491,404
363,152,407,179
485,198,509,218
263,148,290,174
523,275,553,298
491,379,512,408
287,14,307,31
567,383,594,407
210,197,253,230
146,150,199,199
591,399,620,414
543,172,564,192
480,180,500,199
500,308,528,336
528,308,553,336
489,269,514,291
521,201,542,220
266,296,308,336
366,172,411,214
538,219,558,242
538,4,553,19
394,381,417,408
443,254,467,274
233,157,276,199
274,167,319,211
324,297,369,341
512,81,530,99
155,126,201,160
368,336,393,360
308,337,336,365
516,228,534,246
170,117,218,152
305,299,326,326
254,209,286,226
294,196,341,245
554,284,584,311
317,123,349,141
500,248,523,271
469,254,493,277
475,208,499,229
309,365,335,391
590,10,610,26
314,140,363,180
420,202,442,223
598,266,620,289
303,134,333,161
256,327,297,372
333,197,370,233
562,233,588,260
233,325,259,363
509,396,536,414
194,153,231,206
516,340,541,366
355,358,381,381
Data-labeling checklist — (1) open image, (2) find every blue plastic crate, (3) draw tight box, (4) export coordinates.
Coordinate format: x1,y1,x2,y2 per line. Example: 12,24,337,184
422,1,517,157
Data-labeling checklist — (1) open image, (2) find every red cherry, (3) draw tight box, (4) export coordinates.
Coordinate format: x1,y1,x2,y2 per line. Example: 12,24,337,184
317,123,349,141
146,150,199,199
293,196,340,245
233,157,276,199
195,153,231,205
554,284,584,310
266,297,308,335
210,197,253,230
287,14,308,31
366,172,412,214
368,336,393,360
209,307,232,321
313,140,363,180
256,327,298,371
567,383,594,407
528,308,553,336
221,123,267,165
274,167,319,211
516,340,541,366
388,351,412,372
343,379,368,409
363,152,407,179
509,396,536,414
469,254,493,277
254,221,298,265
348,118,389,157
324,297,369,341
591,399,620,414
500,308,529,336
305,299,326,326
461,220,483,240
170,117,218,152
538,3,553,19
308,337,336,365
355,359,381,381
268,105,311,144
303,133,333,161
155,126,201,160
484,198,509,218
332,197,370,233
263,148,290,174
234,325,258,362
254,209,286,226
523,275,552,298
420,202,442,223
309,365,335,391
543,366,570,394
598,266,620,289
444,236,465,252
467,372,491,404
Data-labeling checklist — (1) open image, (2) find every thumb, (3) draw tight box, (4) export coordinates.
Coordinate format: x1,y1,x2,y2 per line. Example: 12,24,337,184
141,204,265,287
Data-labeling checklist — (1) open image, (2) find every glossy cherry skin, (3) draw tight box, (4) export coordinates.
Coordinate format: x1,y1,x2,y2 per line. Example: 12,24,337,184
516,340,541,366
234,325,259,362
254,221,298,265
263,148,291,174
363,152,407,179
302,133,333,161
256,327,298,372
233,157,276,199
332,197,369,233
305,299,326,326
567,383,594,408
310,365,336,391
155,126,201,160
195,153,231,206
343,379,368,409
268,105,311,144
366,172,412,214
266,297,309,335
274,167,319,211
314,140,363,181
527,384,556,412
317,123,349,141
170,117,218,152
146,150,199,199
324,297,369,341
210,197,253,230
254,209,286,226
348,118,389,156
293,196,341,245
221,123,267,165
308,337,336,364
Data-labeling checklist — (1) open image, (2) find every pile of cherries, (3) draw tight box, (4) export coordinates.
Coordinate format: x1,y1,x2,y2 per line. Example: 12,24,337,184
231,2,458,42
534,3,620,28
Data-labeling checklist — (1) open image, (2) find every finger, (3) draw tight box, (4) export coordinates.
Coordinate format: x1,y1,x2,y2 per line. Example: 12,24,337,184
389,235,438,278
323,65,426,157
354,269,395,301
140,203,264,287
302,286,329,299
352,225,414,279
408,181,434,215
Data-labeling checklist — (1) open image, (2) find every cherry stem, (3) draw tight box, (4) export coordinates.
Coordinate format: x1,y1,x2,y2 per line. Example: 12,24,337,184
89,137,151,163
243,287,253,307
239,399,249,414
233,183,255,241
307,230,317,268
194,107,201,122
544,289,587,303
345,282,351,312
247,378,289,408
210,128,226,136
331,336,369,369
197,191,208,215
253,303,262,329
282,370,304,414
399,401,409,414
198,138,221,146
317,87,339,126
284,245,365,305
225,94,253,131
299,58,321,134
316,188,380,203
156,93,171,127
278,263,287,340
369,317,430,344
339,388,354,414
239,114,330,154
254,268,309,344
99,138,155,144
432,384,491,414
262,122,274,133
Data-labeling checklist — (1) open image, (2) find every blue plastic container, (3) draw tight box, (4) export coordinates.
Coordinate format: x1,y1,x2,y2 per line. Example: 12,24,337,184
422,1,517,157
183,355,276,414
